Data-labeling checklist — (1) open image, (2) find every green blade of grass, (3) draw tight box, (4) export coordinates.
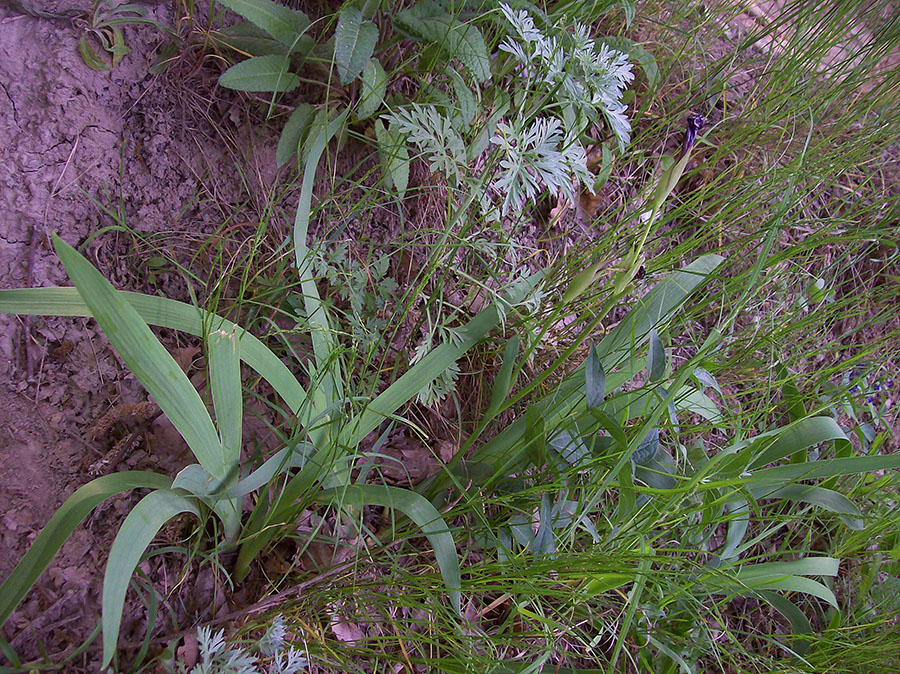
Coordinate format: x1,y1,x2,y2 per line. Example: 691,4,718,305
101,489,200,668
341,270,545,448
0,472,171,630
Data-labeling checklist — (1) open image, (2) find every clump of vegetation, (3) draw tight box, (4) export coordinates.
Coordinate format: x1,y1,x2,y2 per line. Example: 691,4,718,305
1,0,899,672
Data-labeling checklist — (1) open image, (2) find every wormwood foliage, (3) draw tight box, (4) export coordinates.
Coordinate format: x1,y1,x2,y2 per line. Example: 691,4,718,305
172,618,306,674
489,116,592,217
498,2,634,149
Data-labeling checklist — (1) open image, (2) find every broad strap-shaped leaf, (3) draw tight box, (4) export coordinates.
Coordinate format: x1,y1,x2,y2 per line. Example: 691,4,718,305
219,54,300,92
0,472,171,630
216,0,310,47
293,109,348,411
747,483,864,530
334,7,378,85
319,485,461,615
102,489,200,667
208,328,242,472
0,286,308,418
751,454,900,482
208,327,244,540
53,237,226,480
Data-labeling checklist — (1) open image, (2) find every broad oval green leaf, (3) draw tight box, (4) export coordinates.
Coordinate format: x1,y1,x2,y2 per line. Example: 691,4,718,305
216,0,310,47
374,119,410,199
276,103,314,167
102,489,200,667
218,54,300,92
334,7,378,85
357,57,387,120
395,6,491,82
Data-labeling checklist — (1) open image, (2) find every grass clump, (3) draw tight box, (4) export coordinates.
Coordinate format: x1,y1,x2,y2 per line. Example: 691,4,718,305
1,0,900,672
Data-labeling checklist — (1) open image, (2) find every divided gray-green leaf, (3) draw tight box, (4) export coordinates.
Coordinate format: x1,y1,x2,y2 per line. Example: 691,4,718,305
600,36,658,89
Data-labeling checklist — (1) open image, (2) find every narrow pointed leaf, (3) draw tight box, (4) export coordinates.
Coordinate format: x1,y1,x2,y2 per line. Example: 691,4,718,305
276,103,314,167
485,336,519,419
585,343,605,409
647,329,665,381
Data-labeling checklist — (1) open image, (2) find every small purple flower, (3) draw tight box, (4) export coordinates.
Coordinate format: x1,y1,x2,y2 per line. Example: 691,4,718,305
850,385,859,394
681,114,705,158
